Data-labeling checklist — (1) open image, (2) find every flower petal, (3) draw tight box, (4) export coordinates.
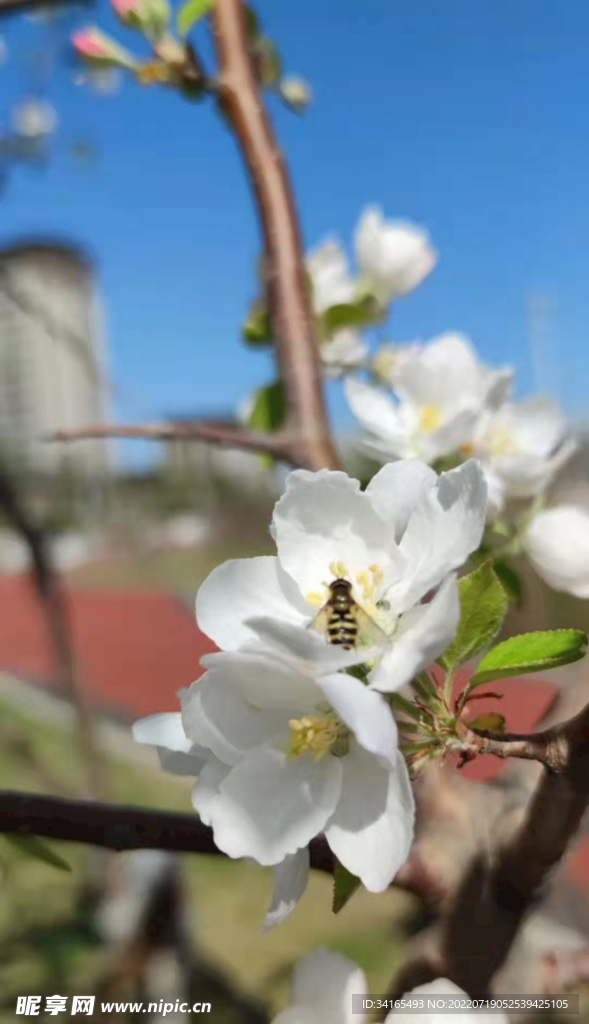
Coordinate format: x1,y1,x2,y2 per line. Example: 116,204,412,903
263,848,310,931
525,505,589,599
390,460,487,611
132,712,207,775
191,756,232,826
390,979,508,1024
271,469,403,599
317,673,398,767
365,460,437,541
306,238,355,314
369,575,459,693
244,617,371,675
209,744,343,865
292,948,368,1024
394,333,482,408
181,672,287,767
196,556,309,651
325,746,414,892
199,649,323,714
345,378,409,458
354,207,436,302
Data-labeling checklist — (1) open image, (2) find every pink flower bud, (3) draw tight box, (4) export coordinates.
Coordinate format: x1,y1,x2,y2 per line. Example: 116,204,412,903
71,27,137,68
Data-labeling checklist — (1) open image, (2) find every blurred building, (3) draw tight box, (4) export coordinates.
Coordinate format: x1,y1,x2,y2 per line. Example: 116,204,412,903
0,239,111,474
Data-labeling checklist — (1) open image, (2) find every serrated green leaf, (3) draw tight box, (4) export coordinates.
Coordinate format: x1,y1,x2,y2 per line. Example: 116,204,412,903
469,629,587,688
177,0,214,37
5,834,72,872
242,301,273,346
332,858,361,914
493,558,523,608
441,562,508,672
321,297,383,339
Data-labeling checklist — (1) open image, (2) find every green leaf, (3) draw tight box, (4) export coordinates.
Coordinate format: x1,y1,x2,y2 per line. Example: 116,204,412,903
253,36,282,87
321,297,383,339
177,0,214,37
242,301,273,346
244,4,261,39
493,558,523,608
469,712,505,733
247,379,286,434
333,858,361,914
5,834,72,872
441,562,508,671
469,630,588,688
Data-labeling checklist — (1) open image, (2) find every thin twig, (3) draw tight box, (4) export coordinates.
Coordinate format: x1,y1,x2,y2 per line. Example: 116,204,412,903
49,420,295,460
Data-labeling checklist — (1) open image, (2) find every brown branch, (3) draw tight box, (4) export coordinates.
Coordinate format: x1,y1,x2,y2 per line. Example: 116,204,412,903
0,467,105,800
211,0,339,472
49,420,296,460
0,790,334,868
440,701,589,994
453,718,567,771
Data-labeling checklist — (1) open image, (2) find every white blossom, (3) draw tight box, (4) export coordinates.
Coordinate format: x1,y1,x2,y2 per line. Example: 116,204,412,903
132,710,307,929
134,636,415,916
354,207,437,304
523,505,589,599
321,329,368,378
270,948,508,1024
306,239,356,314
195,461,487,693
473,397,576,512
306,240,365,374
346,333,512,463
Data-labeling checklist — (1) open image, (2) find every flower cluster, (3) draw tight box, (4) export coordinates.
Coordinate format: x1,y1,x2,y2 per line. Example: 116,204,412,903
134,459,488,927
299,208,586,602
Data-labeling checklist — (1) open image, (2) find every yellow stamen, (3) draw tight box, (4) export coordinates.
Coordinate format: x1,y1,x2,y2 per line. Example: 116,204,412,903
460,443,475,457
288,715,338,761
329,560,348,579
306,591,325,607
418,404,443,434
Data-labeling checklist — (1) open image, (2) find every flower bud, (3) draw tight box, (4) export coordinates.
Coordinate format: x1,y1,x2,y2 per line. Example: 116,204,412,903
279,75,312,113
111,0,171,39
72,27,138,68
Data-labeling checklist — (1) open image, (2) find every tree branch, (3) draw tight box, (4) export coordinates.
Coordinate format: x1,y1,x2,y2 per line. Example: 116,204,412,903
49,420,296,461
441,701,589,994
0,790,335,868
211,0,339,472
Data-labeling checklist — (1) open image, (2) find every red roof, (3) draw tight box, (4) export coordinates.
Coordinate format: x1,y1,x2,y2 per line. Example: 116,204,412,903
0,574,216,719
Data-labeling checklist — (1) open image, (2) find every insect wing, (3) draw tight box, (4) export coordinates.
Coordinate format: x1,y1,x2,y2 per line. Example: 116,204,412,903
307,604,331,637
354,604,388,648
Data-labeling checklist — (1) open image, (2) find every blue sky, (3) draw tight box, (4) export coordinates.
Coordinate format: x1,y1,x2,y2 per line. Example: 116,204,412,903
1,0,588,465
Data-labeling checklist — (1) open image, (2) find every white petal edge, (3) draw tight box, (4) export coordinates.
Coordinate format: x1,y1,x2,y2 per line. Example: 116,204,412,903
325,747,415,892
263,848,310,931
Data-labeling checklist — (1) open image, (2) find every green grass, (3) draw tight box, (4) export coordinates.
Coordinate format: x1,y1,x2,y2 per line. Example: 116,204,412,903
0,694,411,1021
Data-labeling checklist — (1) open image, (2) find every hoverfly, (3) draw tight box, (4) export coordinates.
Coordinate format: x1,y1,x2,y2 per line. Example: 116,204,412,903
308,577,388,651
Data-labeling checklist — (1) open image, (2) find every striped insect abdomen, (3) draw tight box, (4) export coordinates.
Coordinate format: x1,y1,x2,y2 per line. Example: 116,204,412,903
326,594,358,649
